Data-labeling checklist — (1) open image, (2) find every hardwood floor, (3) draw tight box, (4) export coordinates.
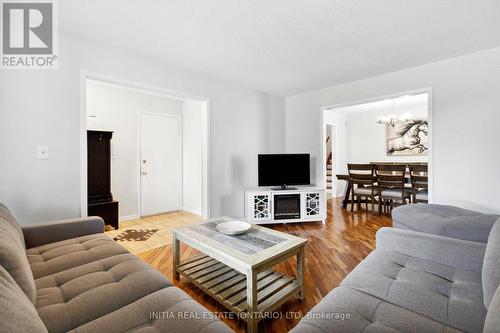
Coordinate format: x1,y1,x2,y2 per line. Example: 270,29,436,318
138,198,392,333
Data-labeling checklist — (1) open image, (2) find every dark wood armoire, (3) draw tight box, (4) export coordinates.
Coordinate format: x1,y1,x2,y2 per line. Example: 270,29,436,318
87,130,119,229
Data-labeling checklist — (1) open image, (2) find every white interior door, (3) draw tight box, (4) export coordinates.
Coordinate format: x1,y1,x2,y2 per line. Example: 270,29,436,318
140,113,181,216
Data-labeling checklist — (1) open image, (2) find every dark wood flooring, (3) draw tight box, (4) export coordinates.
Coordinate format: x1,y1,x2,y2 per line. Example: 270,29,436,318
138,198,392,333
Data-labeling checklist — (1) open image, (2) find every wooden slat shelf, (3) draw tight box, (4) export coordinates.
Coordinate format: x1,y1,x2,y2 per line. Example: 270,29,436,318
176,254,301,319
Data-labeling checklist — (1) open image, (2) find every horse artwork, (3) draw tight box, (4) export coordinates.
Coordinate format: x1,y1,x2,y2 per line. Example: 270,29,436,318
386,119,428,156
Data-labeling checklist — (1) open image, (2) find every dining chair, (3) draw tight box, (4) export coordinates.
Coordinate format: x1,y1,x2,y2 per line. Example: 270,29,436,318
410,164,428,203
375,164,410,215
347,164,378,212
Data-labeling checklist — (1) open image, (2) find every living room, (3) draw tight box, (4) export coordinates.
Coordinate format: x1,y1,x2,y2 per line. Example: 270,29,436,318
1,1,500,333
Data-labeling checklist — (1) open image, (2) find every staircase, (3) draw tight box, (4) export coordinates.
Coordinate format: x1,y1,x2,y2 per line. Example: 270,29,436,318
326,152,333,190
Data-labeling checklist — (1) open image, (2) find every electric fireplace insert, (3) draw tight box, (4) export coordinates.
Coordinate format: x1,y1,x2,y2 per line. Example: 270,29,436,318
273,194,301,220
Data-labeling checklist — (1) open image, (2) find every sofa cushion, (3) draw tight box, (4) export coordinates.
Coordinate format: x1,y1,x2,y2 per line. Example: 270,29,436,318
392,204,498,243
0,265,47,333
482,218,500,308
35,252,173,333
69,287,233,333
0,204,37,303
289,286,462,333
341,250,486,333
26,233,128,279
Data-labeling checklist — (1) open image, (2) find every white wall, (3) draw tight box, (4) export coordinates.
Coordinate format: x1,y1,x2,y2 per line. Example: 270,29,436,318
344,103,428,164
0,32,282,224
286,47,500,213
86,80,183,220
182,100,204,216
267,95,286,153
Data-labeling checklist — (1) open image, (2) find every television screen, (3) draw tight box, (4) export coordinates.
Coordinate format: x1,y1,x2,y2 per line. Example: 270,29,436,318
258,154,310,187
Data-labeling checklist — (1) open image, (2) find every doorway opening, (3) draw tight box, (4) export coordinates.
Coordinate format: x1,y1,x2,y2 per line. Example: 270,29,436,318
81,73,210,230
321,89,433,205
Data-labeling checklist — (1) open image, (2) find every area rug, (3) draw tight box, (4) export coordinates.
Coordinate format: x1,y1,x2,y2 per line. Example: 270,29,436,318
108,227,172,254
114,229,159,242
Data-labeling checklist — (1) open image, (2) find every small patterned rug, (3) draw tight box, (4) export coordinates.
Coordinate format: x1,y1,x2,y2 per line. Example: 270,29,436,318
114,229,158,242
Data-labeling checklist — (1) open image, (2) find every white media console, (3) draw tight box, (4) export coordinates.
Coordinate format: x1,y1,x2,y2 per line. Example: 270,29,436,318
245,186,326,224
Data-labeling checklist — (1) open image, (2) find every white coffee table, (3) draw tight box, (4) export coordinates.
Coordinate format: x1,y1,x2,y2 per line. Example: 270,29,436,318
173,218,307,333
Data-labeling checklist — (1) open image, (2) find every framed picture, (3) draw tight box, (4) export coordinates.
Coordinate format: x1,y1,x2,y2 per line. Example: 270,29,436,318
387,119,428,156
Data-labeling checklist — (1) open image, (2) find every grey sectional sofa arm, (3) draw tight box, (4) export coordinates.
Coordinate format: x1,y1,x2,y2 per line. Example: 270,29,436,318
376,227,486,272
22,216,105,248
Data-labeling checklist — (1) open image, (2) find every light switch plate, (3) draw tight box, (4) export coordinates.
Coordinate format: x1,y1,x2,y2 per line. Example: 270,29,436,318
37,146,49,160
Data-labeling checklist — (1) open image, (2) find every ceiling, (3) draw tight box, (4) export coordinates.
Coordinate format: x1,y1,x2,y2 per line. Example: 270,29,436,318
60,1,500,96
331,93,428,115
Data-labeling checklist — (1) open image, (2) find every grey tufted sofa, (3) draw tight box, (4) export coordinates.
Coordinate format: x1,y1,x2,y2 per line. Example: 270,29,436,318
0,203,232,333
392,204,499,243
290,218,500,333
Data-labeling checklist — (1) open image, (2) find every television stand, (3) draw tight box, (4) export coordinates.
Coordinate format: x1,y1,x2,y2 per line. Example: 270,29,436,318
245,186,326,225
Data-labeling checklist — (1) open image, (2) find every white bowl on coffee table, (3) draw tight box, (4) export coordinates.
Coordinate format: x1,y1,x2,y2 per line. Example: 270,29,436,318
216,220,252,235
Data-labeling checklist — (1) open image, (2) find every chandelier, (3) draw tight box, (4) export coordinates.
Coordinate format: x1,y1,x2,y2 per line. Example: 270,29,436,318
376,113,412,127
376,99,412,127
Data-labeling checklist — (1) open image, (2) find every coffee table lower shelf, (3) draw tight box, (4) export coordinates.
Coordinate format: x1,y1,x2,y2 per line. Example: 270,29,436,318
176,254,301,319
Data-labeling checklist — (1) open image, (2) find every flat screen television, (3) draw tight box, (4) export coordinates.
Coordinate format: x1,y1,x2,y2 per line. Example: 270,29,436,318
258,154,310,189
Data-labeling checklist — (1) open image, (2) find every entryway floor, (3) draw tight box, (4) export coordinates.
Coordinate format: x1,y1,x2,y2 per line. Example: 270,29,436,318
105,211,201,254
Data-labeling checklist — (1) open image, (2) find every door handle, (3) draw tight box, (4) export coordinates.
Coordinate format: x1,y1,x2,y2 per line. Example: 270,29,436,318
142,171,148,175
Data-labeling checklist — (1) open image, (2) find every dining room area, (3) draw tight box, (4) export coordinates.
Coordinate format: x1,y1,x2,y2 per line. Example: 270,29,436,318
323,91,431,215
336,162,428,215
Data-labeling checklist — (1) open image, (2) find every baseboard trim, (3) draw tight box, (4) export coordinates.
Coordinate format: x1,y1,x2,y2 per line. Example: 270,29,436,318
182,206,202,216
119,214,139,222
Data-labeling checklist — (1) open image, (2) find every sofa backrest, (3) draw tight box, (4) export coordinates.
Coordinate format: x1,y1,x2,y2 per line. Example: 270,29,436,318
0,203,36,303
483,285,500,333
0,203,25,247
0,265,47,333
483,217,500,308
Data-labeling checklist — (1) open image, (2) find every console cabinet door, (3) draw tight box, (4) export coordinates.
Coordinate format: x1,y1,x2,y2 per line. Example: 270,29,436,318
303,192,324,220
247,193,271,222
